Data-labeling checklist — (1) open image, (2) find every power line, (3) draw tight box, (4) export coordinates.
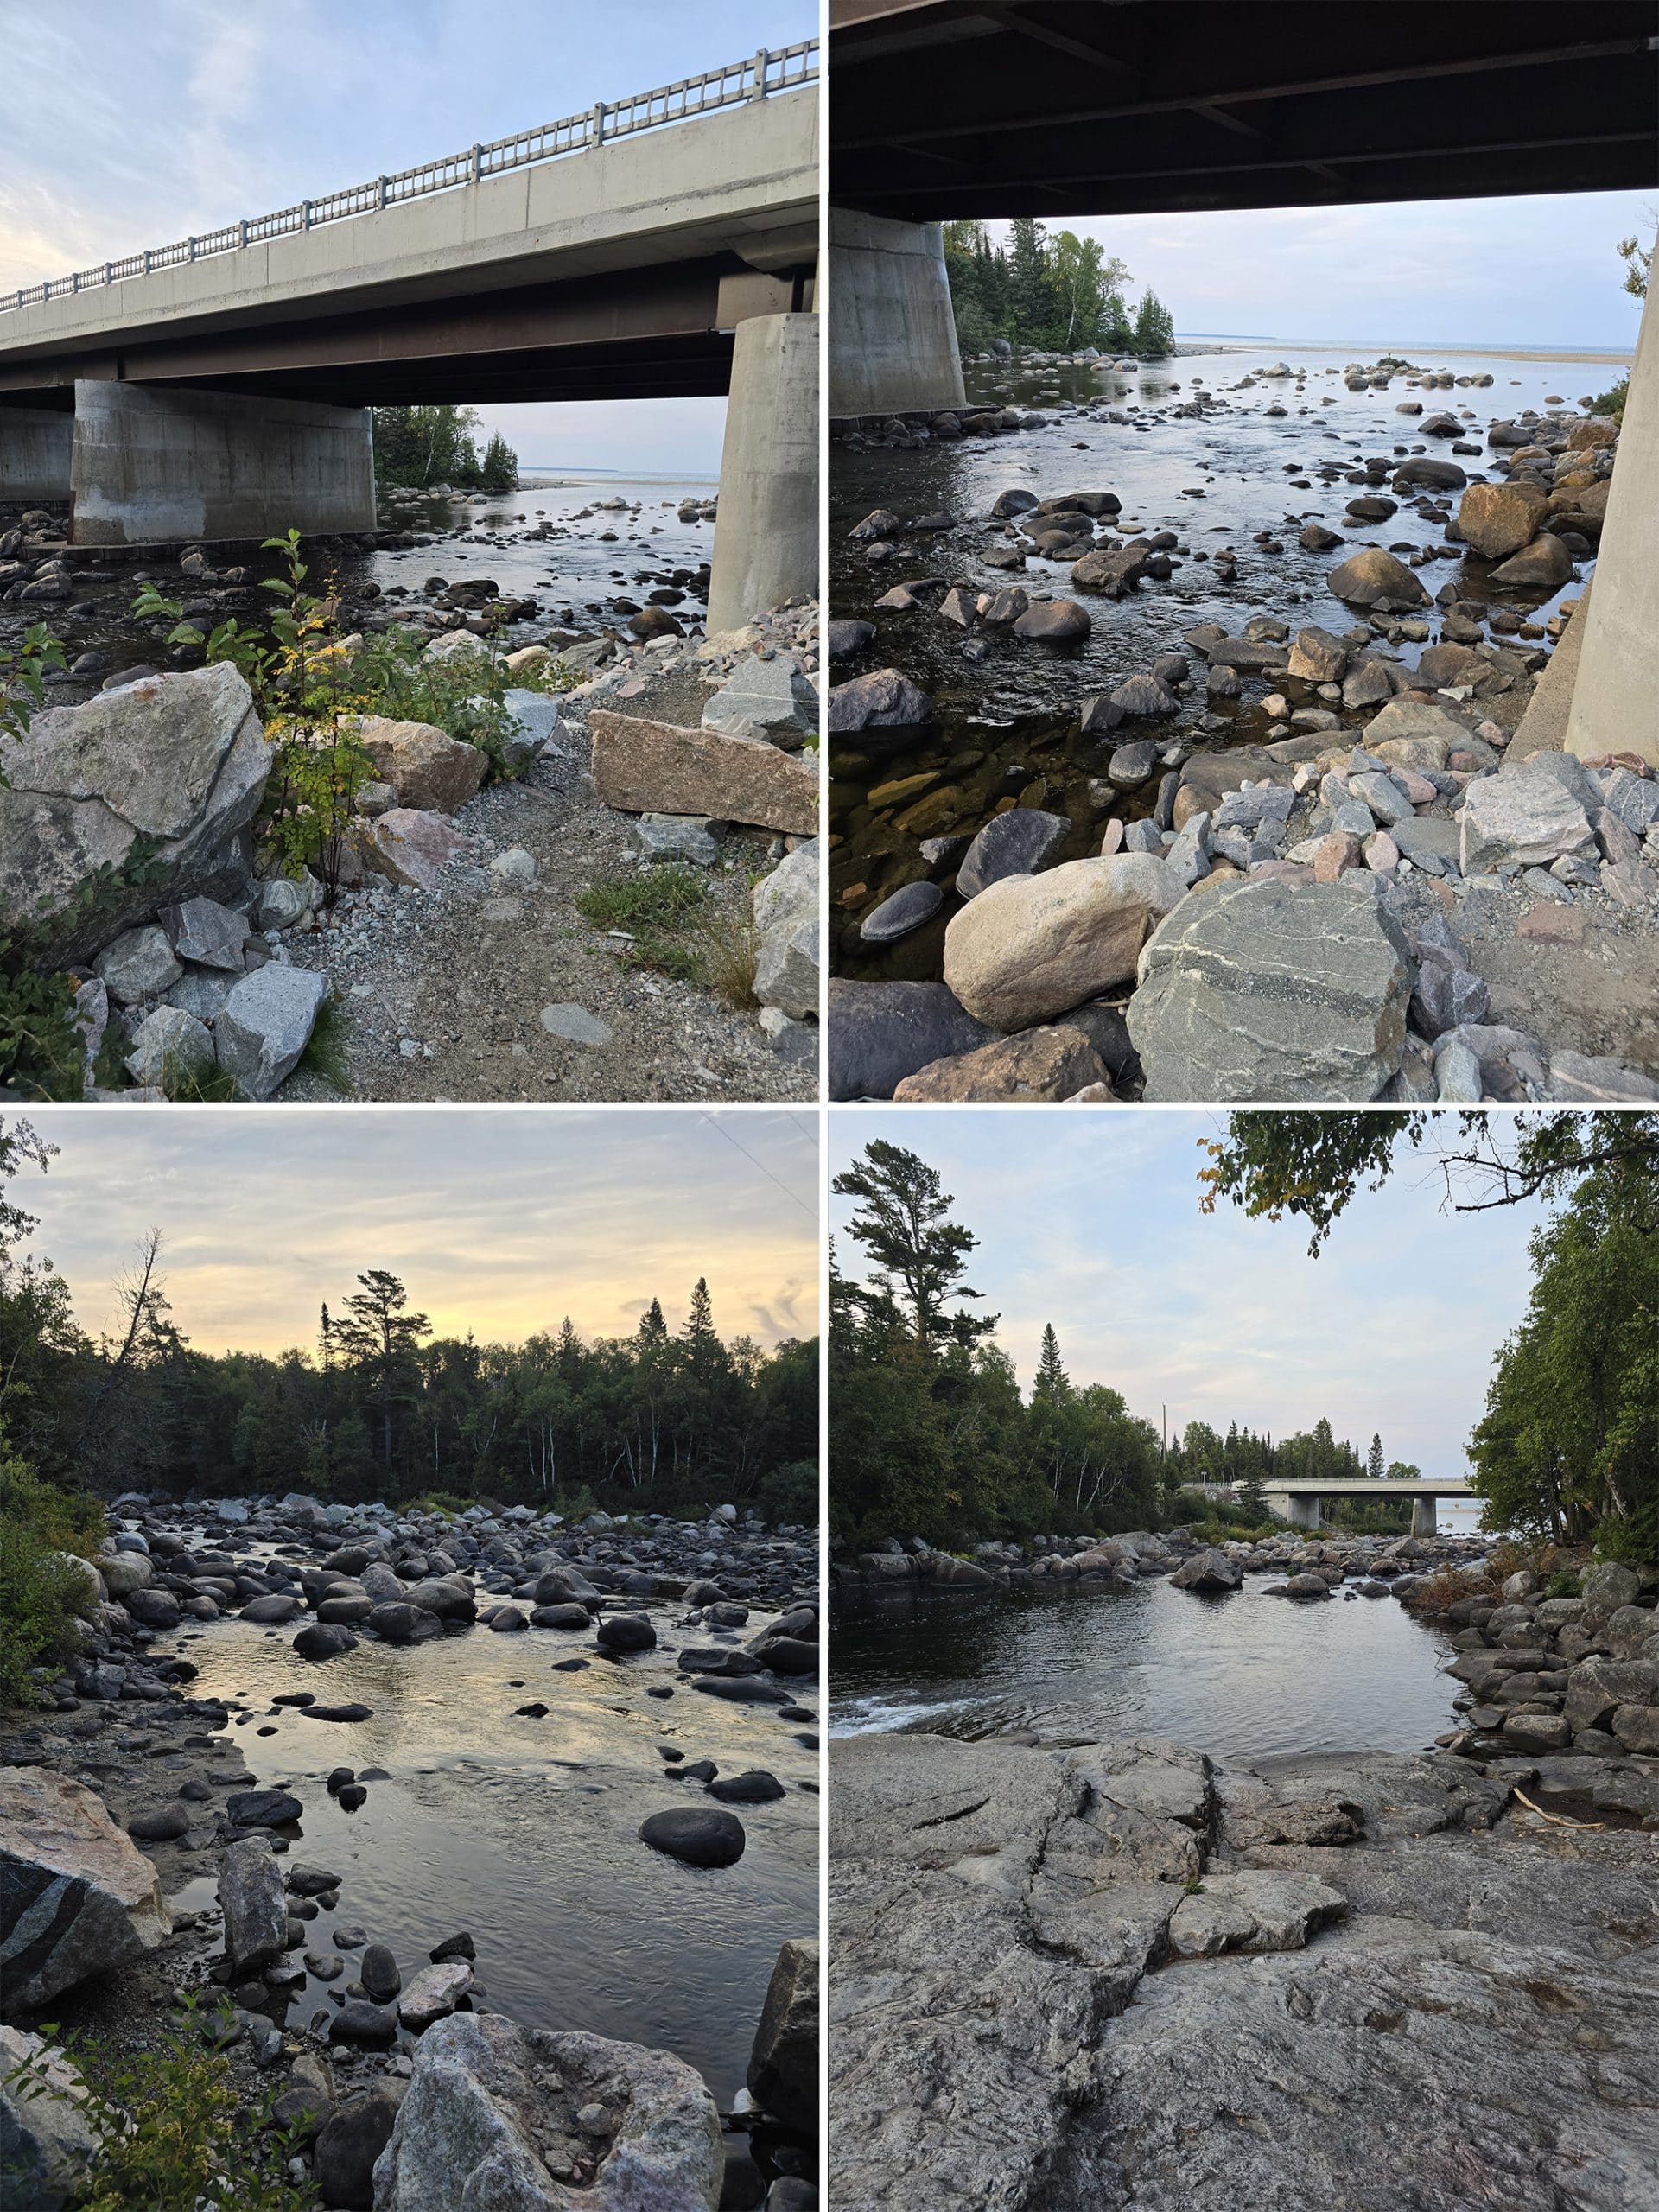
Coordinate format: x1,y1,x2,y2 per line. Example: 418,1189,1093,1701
700,1116,817,1223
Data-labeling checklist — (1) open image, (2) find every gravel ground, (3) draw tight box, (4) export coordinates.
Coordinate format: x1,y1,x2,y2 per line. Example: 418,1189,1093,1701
277,690,817,1104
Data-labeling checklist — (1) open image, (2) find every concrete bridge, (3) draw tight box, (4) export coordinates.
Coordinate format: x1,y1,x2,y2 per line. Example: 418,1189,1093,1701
827,0,1658,763
0,43,818,630
1260,1478,1475,1539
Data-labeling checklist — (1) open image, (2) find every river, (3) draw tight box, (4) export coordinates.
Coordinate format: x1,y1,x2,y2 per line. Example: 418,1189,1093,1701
831,1573,1460,1762
830,339,1624,982
159,1591,817,2111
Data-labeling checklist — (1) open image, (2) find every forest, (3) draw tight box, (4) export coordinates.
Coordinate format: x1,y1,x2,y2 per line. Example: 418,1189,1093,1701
829,1141,1408,1548
942,217,1177,357
832,1120,1658,1560
0,1120,817,1525
371,402,519,492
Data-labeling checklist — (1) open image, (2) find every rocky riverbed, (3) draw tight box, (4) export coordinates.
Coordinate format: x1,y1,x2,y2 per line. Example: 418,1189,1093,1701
2,1491,821,2210
827,345,1656,1103
1,498,821,1105
829,1535,1659,2210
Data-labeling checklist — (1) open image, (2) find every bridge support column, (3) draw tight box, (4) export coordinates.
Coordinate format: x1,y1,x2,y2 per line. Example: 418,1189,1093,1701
69,382,376,547
1286,1494,1323,1530
706,311,819,636
829,208,966,419
1567,224,1658,767
0,405,73,503
1411,1497,1439,1538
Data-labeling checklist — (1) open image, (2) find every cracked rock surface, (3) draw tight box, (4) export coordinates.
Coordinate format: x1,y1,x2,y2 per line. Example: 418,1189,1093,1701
830,1732,1659,2210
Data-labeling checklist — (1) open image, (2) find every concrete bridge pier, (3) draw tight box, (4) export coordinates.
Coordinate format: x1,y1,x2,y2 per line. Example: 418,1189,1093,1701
68,381,376,547
1567,223,1659,768
828,208,966,419
706,309,819,636
1278,1493,1323,1529
0,404,73,502
1411,1497,1440,1538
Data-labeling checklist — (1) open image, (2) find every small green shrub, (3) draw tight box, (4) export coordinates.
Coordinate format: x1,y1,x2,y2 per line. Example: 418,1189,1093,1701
1588,372,1629,422
0,1457,103,1706
3,2004,315,2212
1545,1568,1583,1599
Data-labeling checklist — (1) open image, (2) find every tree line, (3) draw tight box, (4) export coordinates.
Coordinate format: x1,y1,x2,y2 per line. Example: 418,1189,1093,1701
943,218,1176,358
0,1122,816,1526
832,1122,1656,1560
372,404,518,492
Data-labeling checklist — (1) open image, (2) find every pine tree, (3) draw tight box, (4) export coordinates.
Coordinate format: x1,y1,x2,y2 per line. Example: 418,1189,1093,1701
480,430,518,493
1034,1323,1068,1402
1367,1432,1385,1480
322,1271,432,1471
832,1141,996,1351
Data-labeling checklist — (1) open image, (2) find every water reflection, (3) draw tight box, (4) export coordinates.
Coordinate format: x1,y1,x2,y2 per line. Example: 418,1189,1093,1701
170,1610,817,2105
831,1573,1459,1763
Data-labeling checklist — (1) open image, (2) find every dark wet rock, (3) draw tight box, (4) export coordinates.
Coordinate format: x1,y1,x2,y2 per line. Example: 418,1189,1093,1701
127,1803,191,1841
327,2000,398,2047
240,1593,302,1624
295,1624,359,1661
335,1785,368,1812
486,1605,528,1632
220,1836,286,1974
530,1603,591,1630
1110,675,1178,719
1013,599,1091,644
359,1942,401,2003
747,1939,819,2133
226,1789,302,1829
595,1612,656,1654
302,1702,374,1724
315,2086,404,2209
430,1932,476,1963
827,978,996,1101
639,1807,747,1867
827,619,876,659
692,1678,791,1706
707,1771,787,1805
860,880,944,943
366,1603,446,1646
1169,1549,1243,1592
1298,522,1344,552
1071,543,1152,596
957,808,1070,899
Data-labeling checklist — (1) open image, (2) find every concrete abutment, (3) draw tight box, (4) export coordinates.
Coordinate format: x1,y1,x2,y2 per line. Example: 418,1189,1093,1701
0,404,73,502
828,209,965,420
706,309,819,636
67,382,375,547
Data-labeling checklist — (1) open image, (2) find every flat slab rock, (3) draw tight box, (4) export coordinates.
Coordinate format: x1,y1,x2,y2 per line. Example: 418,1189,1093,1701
589,709,817,836
830,1733,1659,2212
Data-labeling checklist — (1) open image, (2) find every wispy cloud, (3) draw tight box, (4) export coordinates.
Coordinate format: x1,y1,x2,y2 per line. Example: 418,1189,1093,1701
17,1108,819,1358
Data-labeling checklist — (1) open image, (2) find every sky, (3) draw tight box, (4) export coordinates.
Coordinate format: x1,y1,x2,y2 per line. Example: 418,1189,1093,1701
983,192,1656,353
0,0,817,473
829,1110,1552,1481
12,1107,819,1357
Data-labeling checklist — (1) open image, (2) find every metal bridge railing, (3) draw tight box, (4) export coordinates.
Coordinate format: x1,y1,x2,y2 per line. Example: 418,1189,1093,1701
1,40,817,315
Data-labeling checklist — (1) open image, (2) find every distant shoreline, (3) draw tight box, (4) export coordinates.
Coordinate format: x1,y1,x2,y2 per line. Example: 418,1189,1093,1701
1173,338,1634,365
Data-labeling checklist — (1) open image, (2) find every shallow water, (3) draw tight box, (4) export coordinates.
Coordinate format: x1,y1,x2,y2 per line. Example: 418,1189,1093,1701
830,340,1619,979
831,1573,1459,1762
165,1601,817,2108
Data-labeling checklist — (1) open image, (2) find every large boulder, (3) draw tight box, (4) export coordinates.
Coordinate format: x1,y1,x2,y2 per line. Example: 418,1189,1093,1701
219,1835,287,1974
827,979,996,1100
701,656,817,747
0,1771,169,2012
360,808,469,893
747,1939,818,2132
942,854,1186,1030
1459,769,1596,874
0,663,271,963
315,2086,404,2210
215,964,328,1099
1489,533,1573,590
753,840,820,1020
1170,1549,1243,1592
1457,479,1550,559
827,668,932,734
1325,548,1429,609
0,2027,99,2211
589,711,817,835
1128,875,1414,1101
355,718,487,813
957,808,1070,899
372,2012,722,2211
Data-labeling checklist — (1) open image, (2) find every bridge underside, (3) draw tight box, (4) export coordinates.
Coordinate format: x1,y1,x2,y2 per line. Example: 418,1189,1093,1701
830,0,1658,219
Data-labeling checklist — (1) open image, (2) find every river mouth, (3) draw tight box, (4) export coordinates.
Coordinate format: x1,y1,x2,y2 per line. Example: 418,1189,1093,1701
3,473,720,709
830,1574,1459,1762
157,1594,817,2112
829,341,1611,984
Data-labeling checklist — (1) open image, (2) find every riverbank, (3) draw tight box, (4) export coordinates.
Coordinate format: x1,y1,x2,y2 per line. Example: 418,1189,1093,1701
1,1491,821,2210
2,496,821,1103
827,347,1656,1103
829,1541,1659,2209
